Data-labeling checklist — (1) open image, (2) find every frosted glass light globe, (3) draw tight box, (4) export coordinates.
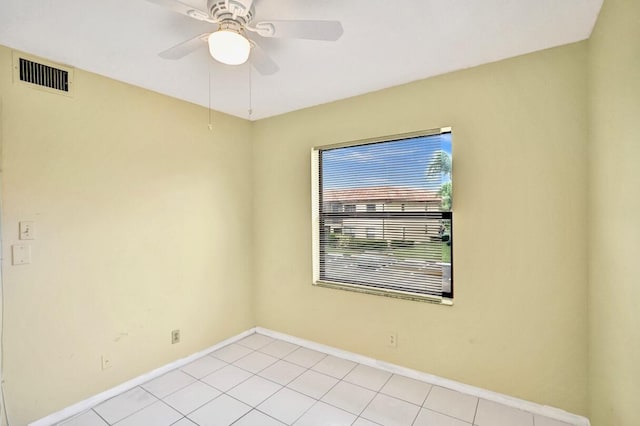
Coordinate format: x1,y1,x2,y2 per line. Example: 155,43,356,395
208,30,251,65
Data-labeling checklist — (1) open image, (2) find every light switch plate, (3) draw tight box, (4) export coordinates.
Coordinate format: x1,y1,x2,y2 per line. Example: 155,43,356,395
12,244,31,265
19,221,35,240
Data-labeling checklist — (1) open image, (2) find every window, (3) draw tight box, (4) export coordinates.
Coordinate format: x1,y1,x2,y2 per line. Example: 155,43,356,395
312,128,453,302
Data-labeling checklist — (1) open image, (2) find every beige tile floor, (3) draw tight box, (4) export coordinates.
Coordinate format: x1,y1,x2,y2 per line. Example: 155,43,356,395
57,333,576,426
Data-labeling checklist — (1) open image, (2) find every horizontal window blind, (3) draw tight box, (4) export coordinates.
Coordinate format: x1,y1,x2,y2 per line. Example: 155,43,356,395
316,131,452,298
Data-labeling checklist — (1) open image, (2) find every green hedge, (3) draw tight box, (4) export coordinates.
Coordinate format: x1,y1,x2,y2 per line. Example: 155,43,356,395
348,238,388,250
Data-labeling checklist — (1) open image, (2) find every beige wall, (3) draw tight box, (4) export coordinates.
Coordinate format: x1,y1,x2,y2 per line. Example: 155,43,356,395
588,0,640,425
0,46,255,424
253,42,589,415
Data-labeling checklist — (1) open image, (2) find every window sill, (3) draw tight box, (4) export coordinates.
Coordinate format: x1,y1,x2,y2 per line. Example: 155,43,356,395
313,280,453,306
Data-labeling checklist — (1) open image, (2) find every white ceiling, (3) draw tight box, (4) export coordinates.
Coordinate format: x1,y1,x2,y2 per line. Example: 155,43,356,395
0,0,602,120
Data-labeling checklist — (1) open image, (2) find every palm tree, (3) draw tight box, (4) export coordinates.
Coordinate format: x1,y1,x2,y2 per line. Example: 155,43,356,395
426,150,452,211
426,150,452,179
439,181,452,211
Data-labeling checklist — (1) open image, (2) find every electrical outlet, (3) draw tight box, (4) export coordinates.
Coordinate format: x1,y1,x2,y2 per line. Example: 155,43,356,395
387,331,398,348
101,355,112,370
171,329,180,344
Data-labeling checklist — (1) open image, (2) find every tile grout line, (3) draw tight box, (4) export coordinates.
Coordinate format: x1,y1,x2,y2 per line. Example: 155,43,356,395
162,379,223,421
215,392,263,423
421,382,434,405
317,363,362,418
417,407,477,426
371,374,423,426
355,370,395,422
297,365,351,419
472,396,480,426
90,408,109,426
319,380,377,421
228,407,282,426
409,402,422,426
116,400,181,425
95,387,160,426
377,374,432,408
305,366,379,421
259,361,306,386
168,415,187,426
282,351,331,424
421,386,479,425
409,381,434,426
141,372,201,403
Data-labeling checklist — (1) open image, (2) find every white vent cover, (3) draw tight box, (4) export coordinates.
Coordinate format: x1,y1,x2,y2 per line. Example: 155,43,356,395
12,52,74,97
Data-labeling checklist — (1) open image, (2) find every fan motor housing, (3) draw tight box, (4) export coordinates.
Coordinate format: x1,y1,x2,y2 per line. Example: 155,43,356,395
208,0,254,25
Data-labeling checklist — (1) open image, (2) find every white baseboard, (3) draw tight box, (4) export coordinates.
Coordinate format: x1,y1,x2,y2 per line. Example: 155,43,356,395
32,326,590,426
256,327,590,426
29,328,256,426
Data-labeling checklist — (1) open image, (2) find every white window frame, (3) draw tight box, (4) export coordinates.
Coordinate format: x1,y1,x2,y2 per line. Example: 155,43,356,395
311,127,453,305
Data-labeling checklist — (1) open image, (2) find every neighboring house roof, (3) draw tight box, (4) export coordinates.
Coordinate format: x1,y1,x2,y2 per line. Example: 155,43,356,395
323,186,440,203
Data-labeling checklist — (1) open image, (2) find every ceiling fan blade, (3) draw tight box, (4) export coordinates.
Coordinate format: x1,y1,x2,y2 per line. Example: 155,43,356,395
159,33,211,59
249,41,279,75
145,0,213,22
252,20,343,41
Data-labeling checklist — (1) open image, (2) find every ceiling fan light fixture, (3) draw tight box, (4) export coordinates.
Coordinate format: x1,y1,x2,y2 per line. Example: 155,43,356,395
208,30,251,65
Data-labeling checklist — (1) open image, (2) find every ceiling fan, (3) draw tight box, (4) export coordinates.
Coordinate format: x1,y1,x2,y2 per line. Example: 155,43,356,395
146,0,344,75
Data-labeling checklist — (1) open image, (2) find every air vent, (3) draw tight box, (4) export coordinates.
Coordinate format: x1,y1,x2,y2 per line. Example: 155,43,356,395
12,52,74,97
18,58,69,92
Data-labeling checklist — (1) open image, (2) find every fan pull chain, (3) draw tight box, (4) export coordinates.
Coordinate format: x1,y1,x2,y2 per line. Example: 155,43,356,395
208,63,214,131
248,64,253,118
